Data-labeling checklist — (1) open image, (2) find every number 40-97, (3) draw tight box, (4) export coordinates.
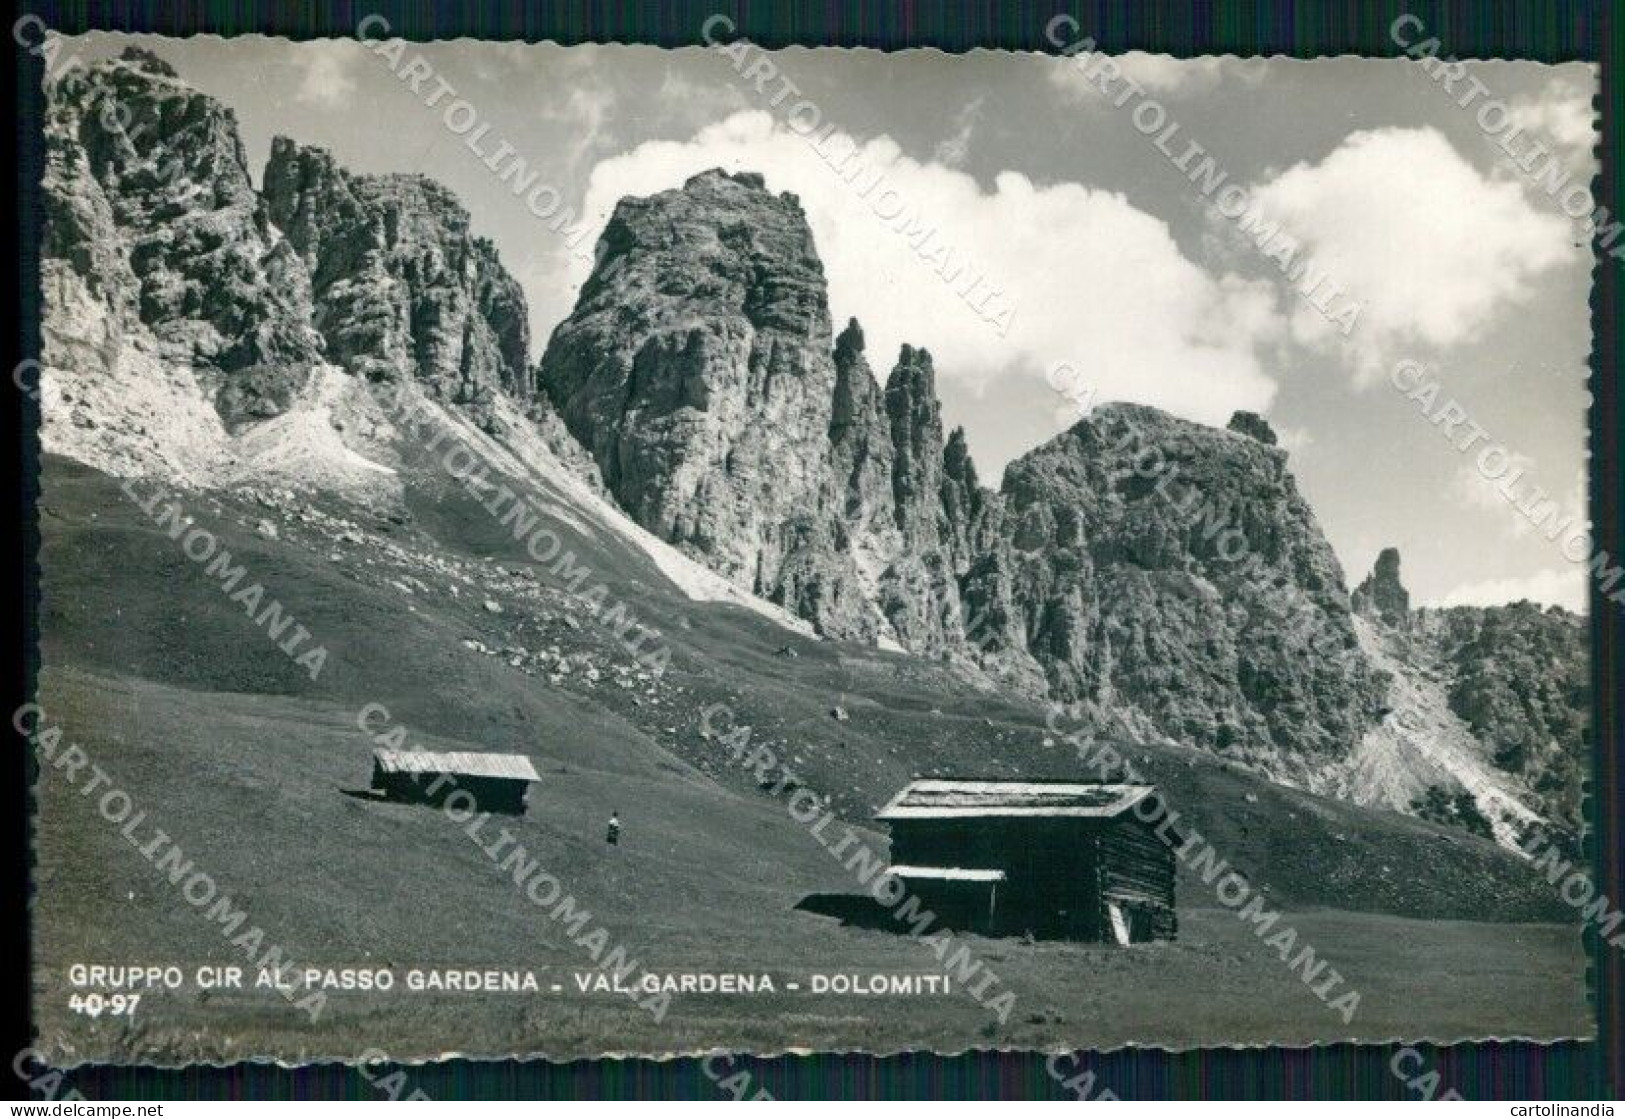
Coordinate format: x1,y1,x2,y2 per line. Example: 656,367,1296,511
67,993,140,1018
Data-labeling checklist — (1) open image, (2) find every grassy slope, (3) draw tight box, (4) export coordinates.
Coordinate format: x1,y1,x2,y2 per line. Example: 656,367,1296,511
32,456,1591,1061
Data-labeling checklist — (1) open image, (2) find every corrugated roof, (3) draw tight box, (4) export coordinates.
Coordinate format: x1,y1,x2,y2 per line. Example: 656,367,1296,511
876,781,1152,820
887,865,1006,882
372,749,541,783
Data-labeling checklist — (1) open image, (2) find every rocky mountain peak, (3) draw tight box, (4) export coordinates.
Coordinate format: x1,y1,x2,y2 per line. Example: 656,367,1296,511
830,319,880,442
971,401,1385,774
1353,546,1411,627
261,136,529,416
941,425,995,572
537,162,848,621
36,53,1591,861
43,52,323,427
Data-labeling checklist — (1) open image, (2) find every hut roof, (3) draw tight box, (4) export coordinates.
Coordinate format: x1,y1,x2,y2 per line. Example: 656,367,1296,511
887,865,1007,882
876,781,1152,820
372,749,540,783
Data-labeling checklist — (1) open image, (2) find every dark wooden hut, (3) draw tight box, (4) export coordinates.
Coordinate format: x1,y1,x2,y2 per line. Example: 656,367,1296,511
877,781,1177,942
370,749,540,815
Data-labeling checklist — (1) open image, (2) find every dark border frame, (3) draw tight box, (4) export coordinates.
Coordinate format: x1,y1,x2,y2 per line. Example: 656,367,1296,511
5,0,1617,1101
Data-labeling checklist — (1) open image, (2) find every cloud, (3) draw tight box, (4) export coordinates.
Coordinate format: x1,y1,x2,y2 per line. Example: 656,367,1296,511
1430,567,1588,613
1453,459,1588,546
541,83,619,169
1507,78,1596,161
572,110,1285,438
1114,53,1265,93
653,67,751,124
469,40,538,82
1450,452,1537,521
291,41,360,108
934,96,984,169
1272,424,1315,454
1238,127,1575,380
1049,52,1265,104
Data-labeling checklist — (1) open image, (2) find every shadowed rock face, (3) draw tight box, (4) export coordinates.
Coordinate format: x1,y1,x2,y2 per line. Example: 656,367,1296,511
262,137,530,421
44,48,323,426
43,50,596,483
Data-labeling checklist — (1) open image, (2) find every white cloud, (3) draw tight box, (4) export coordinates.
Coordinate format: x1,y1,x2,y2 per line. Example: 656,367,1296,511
1450,456,1587,548
1430,567,1587,613
653,67,750,123
573,110,1284,432
1240,127,1575,380
291,41,360,108
1115,53,1264,93
934,96,984,169
1507,78,1596,161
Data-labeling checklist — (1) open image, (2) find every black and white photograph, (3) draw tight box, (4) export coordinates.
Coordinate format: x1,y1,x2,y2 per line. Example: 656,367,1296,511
15,11,1617,1088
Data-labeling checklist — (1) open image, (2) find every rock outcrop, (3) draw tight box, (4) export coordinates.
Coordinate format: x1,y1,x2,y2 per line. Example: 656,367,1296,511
42,50,602,490
44,48,324,427
536,170,975,648
1353,546,1411,627
1226,410,1278,446
261,137,530,421
1352,550,1589,848
967,404,1387,776
538,171,1403,776
537,170,845,598
1430,602,1588,845
40,51,1585,834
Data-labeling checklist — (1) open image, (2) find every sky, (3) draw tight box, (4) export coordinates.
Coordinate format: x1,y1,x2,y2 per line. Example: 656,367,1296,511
55,32,1599,612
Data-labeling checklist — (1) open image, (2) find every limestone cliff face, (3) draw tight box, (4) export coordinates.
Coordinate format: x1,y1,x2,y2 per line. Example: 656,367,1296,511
261,137,530,421
871,345,971,655
1431,603,1588,844
43,48,323,426
823,319,905,634
536,170,981,646
536,172,1396,776
44,49,1570,811
967,404,1387,776
537,171,844,600
42,50,602,490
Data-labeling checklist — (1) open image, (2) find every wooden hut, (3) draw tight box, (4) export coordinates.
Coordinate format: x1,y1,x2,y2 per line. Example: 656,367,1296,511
370,749,540,815
877,781,1177,942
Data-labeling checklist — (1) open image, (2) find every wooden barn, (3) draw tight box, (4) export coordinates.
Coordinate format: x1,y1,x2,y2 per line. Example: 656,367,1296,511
876,781,1177,942
370,749,540,815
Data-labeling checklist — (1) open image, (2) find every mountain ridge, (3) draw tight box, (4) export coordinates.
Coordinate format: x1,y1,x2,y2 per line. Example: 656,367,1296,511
39,49,1587,849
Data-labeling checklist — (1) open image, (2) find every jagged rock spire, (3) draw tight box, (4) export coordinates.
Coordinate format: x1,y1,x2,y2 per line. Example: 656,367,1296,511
1353,547,1411,627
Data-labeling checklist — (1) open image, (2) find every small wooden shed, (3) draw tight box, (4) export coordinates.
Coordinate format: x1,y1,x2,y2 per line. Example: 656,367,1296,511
370,749,540,815
877,780,1177,942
